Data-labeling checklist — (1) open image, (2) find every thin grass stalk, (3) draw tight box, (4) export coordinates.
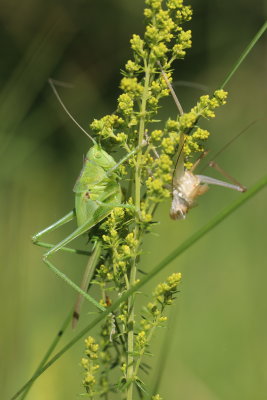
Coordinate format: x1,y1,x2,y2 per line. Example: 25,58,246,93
19,312,73,400
219,21,267,90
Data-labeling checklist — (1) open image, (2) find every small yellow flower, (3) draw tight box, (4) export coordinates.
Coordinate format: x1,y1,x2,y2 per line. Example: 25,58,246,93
159,316,168,322
121,244,131,256
151,129,163,141
145,0,162,11
151,42,169,59
152,394,163,400
144,8,153,18
130,34,146,57
116,132,128,143
136,330,147,348
125,60,140,72
81,357,89,368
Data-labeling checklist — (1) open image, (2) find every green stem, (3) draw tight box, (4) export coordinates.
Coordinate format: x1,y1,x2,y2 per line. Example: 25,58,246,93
126,61,151,400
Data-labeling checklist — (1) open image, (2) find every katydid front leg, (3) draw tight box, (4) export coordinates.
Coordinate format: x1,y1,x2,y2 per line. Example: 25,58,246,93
32,210,90,256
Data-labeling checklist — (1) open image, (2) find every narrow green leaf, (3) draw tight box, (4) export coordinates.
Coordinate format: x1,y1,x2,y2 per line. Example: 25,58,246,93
220,21,267,89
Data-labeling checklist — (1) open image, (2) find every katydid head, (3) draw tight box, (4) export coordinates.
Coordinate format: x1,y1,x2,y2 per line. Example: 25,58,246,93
170,189,188,220
86,144,117,170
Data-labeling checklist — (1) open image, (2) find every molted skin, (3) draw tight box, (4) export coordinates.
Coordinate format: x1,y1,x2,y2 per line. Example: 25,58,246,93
170,170,208,220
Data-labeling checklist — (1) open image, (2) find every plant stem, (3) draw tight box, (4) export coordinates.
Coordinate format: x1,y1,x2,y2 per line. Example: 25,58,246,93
126,61,151,400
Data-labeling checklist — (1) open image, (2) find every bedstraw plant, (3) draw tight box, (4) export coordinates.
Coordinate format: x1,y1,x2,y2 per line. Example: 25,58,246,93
74,0,227,398
11,1,267,400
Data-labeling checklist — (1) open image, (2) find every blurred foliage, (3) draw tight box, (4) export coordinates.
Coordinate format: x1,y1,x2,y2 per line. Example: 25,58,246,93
1,0,266,399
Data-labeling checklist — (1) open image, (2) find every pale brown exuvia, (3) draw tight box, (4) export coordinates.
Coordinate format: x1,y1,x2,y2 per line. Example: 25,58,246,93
170,155,246,220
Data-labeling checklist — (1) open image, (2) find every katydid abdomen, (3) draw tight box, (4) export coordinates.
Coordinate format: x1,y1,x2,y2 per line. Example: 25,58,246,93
75,181,122,227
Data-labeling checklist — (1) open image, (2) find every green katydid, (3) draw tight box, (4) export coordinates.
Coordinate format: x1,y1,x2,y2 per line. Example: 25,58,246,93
32,79,139,327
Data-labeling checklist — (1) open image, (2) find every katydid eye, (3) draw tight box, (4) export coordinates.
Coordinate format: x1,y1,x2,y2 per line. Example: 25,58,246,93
95,151,101,158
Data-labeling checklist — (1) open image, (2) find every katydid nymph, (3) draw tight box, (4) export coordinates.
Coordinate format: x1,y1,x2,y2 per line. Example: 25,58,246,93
159,65,247,220
32,80,139,327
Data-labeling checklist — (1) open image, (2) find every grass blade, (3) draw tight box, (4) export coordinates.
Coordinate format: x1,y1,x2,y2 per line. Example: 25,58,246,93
219,21,267,90
20,312,72,400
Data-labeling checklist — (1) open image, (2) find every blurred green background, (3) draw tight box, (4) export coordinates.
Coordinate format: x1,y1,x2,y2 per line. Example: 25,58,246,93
1,0,266,399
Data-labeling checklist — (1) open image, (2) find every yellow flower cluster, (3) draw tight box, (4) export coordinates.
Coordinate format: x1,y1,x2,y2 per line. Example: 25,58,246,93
152,394,163,400
173,29,192,58
134,272,182,375
175,89,228,167
82,336,100,394
130,34,146,57
125,59,140,72
177,90,228,134
151,78,169,97
85,336,99,358
146,176,170,201
118,93,134,116
175,3,193,24
90,114,124,141
136,330,147,349
153,272,182,305
100,208,139,281
142,0,193,62
140,202,153,223
120,77,144,96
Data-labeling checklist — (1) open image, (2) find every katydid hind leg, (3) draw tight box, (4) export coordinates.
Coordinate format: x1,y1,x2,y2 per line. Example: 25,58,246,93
72,240,102,329
43,257,105,311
